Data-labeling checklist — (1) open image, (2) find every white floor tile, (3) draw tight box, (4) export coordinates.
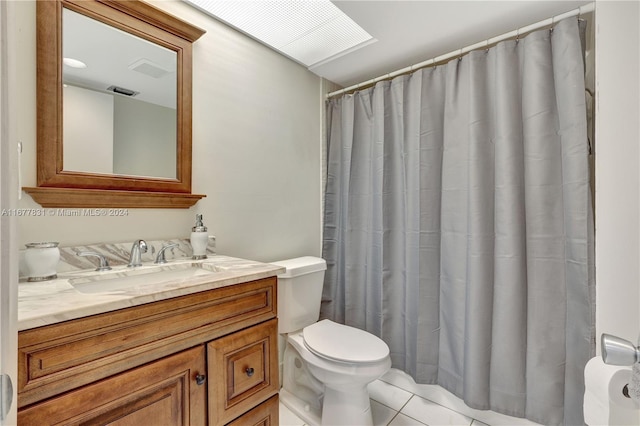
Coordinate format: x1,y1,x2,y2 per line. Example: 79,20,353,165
381,370,541,426
380,369,421,394
279,371,542,426
279,401,306,426
371,399,398,426
471,408,543,426
369,379,413,411
388,413,428,425
401,395,473,426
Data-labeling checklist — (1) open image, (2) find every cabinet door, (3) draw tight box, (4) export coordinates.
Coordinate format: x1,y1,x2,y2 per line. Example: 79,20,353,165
18,346,207,426
207,319,278,426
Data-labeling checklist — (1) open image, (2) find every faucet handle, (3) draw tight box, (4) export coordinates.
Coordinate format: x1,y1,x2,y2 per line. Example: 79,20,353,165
155,243,179,264
77,251,112,271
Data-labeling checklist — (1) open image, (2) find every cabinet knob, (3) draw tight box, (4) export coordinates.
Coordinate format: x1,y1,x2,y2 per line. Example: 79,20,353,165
195,374,206,385
245,367,255,377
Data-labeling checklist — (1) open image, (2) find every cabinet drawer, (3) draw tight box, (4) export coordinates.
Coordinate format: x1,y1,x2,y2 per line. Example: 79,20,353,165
226,394,279,426
18,277,276,408
18,346,207,426
208,319,279,426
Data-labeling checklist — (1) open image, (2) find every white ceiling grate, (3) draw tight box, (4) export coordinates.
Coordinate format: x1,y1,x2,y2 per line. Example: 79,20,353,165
182,0,374,67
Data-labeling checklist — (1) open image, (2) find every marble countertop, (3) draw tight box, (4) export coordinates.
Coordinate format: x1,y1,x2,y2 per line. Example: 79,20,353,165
18,255,285,331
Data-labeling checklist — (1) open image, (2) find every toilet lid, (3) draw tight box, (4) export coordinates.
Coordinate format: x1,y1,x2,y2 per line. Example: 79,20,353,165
303,319,389,363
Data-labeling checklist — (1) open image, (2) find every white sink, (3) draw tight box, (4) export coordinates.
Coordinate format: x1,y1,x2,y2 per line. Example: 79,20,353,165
69,263,221,294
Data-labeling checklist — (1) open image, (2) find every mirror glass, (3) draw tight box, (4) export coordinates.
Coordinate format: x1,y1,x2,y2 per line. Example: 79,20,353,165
62,7,177,179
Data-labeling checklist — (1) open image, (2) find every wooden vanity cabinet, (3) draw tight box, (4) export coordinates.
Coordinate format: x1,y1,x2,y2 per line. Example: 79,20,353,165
17,276,279,425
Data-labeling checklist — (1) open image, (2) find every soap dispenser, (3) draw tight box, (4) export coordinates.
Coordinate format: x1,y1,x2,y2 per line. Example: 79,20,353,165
190,214,208,259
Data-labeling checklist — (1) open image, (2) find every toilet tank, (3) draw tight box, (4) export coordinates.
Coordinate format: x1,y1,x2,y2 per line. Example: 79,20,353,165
271,256,327,334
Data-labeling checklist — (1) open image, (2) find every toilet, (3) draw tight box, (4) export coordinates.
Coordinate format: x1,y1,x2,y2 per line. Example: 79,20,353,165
273,256,391,426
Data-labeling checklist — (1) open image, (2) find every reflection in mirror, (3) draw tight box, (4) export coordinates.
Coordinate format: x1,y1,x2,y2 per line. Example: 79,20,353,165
62,7,177,179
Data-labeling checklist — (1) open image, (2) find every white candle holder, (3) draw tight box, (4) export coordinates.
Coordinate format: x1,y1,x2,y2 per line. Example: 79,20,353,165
24,242,60,282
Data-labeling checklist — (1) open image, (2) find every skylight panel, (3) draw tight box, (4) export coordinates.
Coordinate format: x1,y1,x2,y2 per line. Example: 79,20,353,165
183,0,375,67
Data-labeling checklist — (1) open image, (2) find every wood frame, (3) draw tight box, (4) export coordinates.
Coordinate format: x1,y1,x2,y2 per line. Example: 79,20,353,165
23,0,206,208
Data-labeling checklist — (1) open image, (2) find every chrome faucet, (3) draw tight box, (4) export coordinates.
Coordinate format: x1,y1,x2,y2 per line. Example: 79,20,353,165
127,239,148,267
77,251,112,271
155,243,178,264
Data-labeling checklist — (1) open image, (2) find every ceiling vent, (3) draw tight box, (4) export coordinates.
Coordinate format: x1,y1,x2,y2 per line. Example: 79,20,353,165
128,58,172,79
106,85,139,97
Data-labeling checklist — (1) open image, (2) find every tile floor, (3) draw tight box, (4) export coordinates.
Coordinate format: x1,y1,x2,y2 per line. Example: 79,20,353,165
279,369,541,426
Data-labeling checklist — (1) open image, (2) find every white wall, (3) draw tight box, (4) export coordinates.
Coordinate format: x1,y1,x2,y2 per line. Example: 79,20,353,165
594,1,640,347
15,0,323,263
112,95,176,179
63,85,114,174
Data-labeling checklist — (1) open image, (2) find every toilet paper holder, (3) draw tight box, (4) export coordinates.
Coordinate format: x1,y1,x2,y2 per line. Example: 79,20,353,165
601,333,640,366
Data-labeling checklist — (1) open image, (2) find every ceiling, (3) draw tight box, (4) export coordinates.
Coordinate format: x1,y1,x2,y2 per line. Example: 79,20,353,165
63,7,177,109
309,1,593,88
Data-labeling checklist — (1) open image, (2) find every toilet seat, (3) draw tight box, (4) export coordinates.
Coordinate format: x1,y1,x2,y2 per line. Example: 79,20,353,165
303,319,389,363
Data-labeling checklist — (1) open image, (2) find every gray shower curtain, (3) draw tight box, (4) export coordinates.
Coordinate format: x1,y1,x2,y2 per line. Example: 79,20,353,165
321,18,594,426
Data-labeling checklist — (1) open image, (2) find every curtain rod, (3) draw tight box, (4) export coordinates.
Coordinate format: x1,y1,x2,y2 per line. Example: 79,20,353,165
326,2,595,99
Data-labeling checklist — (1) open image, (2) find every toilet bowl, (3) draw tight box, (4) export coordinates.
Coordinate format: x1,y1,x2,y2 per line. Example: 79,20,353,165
287,320,391,425
273,257,392,426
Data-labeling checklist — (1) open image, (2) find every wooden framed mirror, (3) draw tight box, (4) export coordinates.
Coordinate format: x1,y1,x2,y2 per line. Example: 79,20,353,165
23,0,206,208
